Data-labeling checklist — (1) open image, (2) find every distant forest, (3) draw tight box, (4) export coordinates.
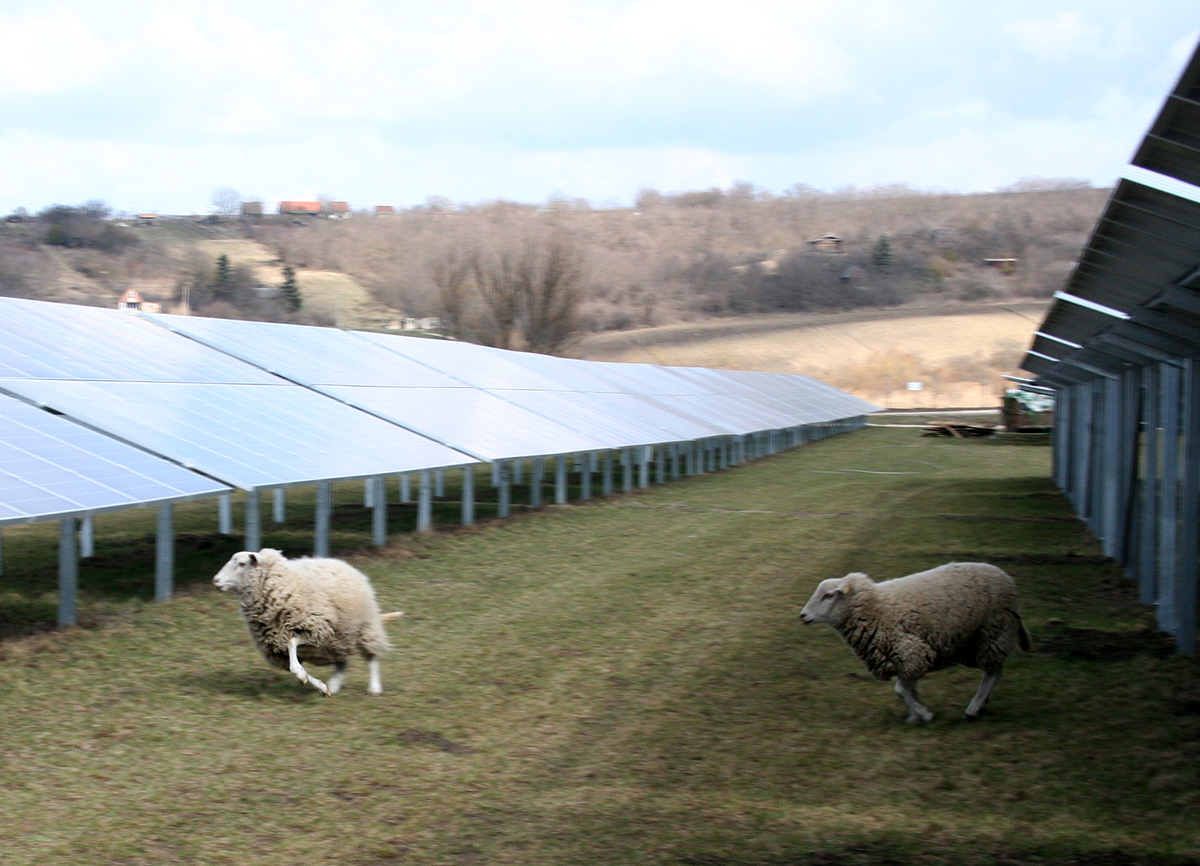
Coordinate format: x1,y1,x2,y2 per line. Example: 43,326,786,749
0,178,1106,353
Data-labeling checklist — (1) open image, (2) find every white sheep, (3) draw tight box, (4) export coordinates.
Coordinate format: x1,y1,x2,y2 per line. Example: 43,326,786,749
799,562,1032,723
213,548,404,696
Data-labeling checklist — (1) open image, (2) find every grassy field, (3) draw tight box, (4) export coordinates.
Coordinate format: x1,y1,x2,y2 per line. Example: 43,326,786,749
1,427,1198,865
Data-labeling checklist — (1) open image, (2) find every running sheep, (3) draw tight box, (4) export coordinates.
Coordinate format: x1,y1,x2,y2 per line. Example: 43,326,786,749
800,562,1032,723
213,548,404,696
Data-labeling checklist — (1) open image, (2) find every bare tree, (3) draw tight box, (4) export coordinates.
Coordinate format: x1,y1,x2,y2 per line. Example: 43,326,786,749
428,244,476,340
467,236,588,354
211,187,242,216
521,236,586,354
472,246,532,350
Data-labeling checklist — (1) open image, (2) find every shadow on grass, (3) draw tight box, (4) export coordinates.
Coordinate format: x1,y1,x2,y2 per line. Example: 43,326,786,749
181,666,326,703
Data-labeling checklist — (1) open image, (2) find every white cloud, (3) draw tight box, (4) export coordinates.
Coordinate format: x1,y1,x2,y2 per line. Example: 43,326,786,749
0,12,112,96
1008,11,1110,61
0,1,1194,212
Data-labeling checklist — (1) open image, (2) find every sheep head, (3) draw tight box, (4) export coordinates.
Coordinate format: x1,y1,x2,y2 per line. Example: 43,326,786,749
212,550,260,592
800,573,868,626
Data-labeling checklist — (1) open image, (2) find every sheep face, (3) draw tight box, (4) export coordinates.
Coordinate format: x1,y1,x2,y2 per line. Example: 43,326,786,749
213,551,259,592
800,575,859,626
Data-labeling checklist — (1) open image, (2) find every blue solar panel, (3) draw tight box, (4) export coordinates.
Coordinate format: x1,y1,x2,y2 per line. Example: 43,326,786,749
144,313,468,388
0,380,479,490
0,297,278,383
318,385,609,460
0,393,230,526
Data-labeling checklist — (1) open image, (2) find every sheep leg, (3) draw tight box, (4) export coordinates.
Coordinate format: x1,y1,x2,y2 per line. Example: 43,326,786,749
327,662,347,695
965,671,1001,719
895,677,934,724
287,637,330,696
366,655,383,695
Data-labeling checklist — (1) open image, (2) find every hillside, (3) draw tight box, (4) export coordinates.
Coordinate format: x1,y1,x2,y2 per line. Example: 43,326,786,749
579,300,1049,408
0,182,1097,349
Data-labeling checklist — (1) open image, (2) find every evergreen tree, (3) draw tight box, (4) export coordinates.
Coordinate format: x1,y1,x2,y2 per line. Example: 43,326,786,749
211,253,233,302
871,236,895,273
279,265,302,312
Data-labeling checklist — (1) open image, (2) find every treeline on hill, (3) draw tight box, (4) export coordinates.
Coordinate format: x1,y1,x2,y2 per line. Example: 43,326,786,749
0,179,1106,353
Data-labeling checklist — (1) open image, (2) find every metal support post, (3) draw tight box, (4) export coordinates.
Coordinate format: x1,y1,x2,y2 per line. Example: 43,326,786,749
497,462,511,518
156,503,173,602
80,514,94,558
218,492,232,535
58,517,78,627
556,455,568,504
461,465,475,526
315,481,333,557
245,489,261,552
372,477,387,546
418,470,433,532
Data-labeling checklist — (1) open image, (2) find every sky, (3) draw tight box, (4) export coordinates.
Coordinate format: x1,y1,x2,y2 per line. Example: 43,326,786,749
0,0,1196,215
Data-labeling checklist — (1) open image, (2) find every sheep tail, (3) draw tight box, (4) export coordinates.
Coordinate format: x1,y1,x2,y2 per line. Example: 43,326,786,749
1018,618,1033,653
381,611,405,623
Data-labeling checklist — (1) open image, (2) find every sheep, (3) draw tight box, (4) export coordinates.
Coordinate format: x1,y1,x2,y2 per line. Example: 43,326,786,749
799,562,1033,723
213,548,404,696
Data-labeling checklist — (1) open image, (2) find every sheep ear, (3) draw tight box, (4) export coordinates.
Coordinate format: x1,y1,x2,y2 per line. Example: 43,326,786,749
247,553,257,567
840,584,854,597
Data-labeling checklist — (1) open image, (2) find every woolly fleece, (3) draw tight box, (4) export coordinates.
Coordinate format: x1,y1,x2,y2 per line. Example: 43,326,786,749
803,561,1032,682
215,548,394,671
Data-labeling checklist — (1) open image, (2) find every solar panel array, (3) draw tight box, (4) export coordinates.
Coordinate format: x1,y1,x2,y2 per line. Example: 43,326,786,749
148,310,878,459
0,295,877,527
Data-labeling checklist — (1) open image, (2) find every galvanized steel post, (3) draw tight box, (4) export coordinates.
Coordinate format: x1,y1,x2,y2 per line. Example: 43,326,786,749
218,492,232,535
245,489,261,553
372,477,387,546
461,465,475,526
58,517,77,627
418,470,434,531
315,481,332,557
156,503,173,602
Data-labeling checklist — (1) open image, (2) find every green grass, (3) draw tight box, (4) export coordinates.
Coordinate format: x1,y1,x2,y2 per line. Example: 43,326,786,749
1,428,1198,866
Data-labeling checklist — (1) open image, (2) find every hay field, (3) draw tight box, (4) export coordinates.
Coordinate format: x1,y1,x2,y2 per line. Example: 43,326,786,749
1,428,1198,865
578,301,1050,408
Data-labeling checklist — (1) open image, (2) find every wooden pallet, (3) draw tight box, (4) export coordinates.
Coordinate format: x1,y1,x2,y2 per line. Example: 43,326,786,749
921,421,997,438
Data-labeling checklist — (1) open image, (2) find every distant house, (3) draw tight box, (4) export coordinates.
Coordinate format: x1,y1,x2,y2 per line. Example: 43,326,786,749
327,201,351,220
375,205,395,216
401,317,442,331
241,201,263,217
117,290,161,314
278,201,323,215
136,213,158,224
806,233,844,253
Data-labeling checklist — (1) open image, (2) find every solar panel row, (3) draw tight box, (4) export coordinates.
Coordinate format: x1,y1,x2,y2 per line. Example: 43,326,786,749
0,295,877,524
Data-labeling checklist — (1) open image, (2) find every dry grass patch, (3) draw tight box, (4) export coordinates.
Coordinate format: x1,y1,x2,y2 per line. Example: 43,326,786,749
578,302,1049,408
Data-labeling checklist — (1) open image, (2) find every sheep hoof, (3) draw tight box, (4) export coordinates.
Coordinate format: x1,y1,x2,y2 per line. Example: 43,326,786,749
906,710,934,724
964,708,986,721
